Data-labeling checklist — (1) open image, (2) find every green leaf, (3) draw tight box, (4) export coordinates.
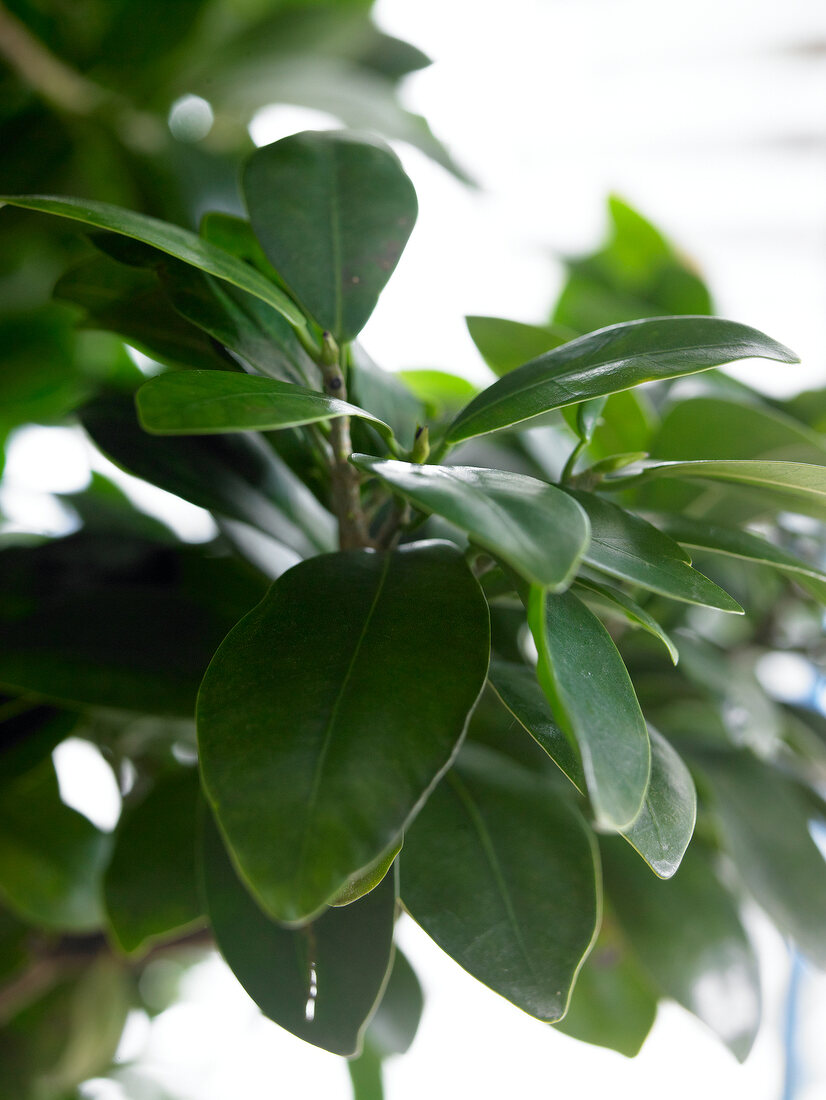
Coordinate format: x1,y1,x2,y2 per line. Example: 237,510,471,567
0,533,267,715
364,949,423,1058
621,727,696,879
465,316,574,376
348,344,424,450
242,131,417,341
603,838,761,1061
566,490,743,613
574,577,678,664
160,260,318,386
0,194,306,327
351,457,590,590
696,751,826,968
623,460,826,522
197,541,489,924
487,659,585,789
137,370,393,443
528,587,650,830
348,1046,384,1100
553,916,658,1057
54,255,229,372
397,369,479,417
329,838,402,907
552,195,713,333
0,955,130,1099
446,317,798,444
650,396,826,463
200,810,396,1057
0,760,110,932
489,662,694,877
82,394,336,558
651,514,826,588
402,745,599,1022
104,768,204,956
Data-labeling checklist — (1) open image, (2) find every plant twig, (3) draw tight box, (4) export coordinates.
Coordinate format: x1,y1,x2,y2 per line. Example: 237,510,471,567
319,334,372,549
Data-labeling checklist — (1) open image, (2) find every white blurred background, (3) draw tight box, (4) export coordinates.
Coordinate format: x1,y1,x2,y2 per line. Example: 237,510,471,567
8,1,826,1097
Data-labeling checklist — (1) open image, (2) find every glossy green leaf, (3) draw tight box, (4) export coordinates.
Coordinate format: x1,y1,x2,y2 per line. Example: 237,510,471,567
160,261,318,386
566,489,743,613
621,727,696,879
553,916,658,1057
446,317,797,444
0,194,306,326
197,541,489,924
242,131,417,341
623,460,826,522
401,745,599,1022
329,838,402,907
603,838,760,1061
487,659,585,789
696,751,826,968
0,760,109,932
54,255,229,371
104,768,204,956
651,514,826,588
352,457,590,589
137,369,393,443
465,315,574,376
0,533,267,715
489,662,694,876
528,587,650,830
82,394,336,558
574,577,679,664
201,810,396,1057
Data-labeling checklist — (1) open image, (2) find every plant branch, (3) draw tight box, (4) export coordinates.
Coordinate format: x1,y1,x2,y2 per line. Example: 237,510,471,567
320,335,372,549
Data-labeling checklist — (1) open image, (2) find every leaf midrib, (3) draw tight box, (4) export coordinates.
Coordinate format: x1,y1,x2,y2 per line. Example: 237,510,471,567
292,554,393,901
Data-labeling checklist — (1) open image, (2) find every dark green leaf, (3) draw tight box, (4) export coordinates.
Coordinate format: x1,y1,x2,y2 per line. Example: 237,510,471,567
348,344,424,450
528,587,650,829
104,767,204,955
401,745,599,1022
201,810,396,1057
197,541,489,924
54,255,228,371
696,751,826,968
242,131,417,341
0,195,306,326
553,916,658,1057
447,317,797,444
160,260,318,385
574,577,679,664
352,457,590,590
567,490,743,613
137,370,393,443
0,760,109,932
489,662,694,876
0,534,267,715
397,369,478,417
465,315,574,376
364,949,423,1058
82,394,336,558
603,838,760,1061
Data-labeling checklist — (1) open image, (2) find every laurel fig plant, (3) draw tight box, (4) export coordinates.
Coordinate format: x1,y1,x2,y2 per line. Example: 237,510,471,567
2,130,826,1097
